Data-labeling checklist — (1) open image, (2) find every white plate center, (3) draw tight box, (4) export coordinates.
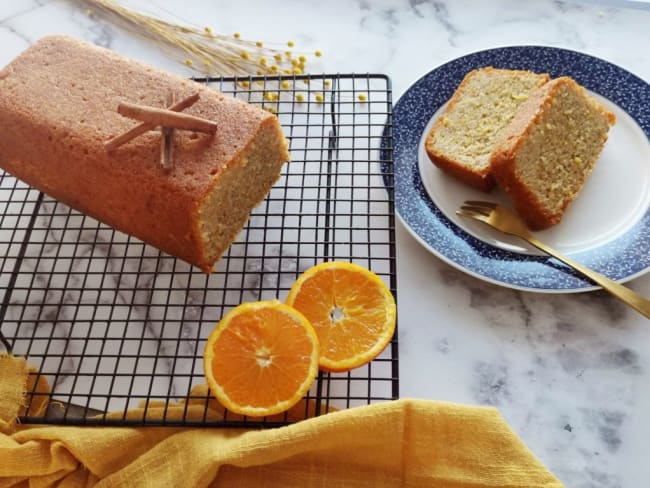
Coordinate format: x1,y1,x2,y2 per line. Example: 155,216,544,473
417,93,650,255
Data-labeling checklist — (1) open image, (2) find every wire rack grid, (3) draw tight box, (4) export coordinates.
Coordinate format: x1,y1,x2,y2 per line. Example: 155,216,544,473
0,73,397,427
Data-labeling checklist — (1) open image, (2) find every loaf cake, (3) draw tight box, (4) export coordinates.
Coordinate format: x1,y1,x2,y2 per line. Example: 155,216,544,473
0,36,290,271
425,67,550,191
490,76,615,230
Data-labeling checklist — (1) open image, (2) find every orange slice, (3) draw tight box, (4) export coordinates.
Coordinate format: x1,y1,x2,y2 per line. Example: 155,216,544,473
203,300,319,417
286,261,396,372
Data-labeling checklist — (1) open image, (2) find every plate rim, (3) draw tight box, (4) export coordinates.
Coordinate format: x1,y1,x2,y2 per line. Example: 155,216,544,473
385,44,650,293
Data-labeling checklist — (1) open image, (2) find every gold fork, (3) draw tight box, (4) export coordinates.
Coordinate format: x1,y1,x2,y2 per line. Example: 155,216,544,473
457,200,650,319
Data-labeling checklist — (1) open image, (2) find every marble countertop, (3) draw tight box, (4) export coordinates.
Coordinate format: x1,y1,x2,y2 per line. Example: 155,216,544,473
2,1,650,486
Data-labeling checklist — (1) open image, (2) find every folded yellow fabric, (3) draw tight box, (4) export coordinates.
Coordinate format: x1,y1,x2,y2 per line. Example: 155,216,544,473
0,356,28,435
0,355,563,487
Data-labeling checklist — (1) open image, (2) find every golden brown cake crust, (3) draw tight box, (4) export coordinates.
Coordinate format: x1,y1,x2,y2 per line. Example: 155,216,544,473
425,148,495,191
0,36,289,270
490,77,615,230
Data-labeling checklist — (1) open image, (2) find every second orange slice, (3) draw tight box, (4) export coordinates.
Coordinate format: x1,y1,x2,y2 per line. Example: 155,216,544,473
286,261,396,372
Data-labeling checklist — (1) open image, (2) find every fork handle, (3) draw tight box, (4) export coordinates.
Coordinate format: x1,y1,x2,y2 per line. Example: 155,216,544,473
526,236,650,319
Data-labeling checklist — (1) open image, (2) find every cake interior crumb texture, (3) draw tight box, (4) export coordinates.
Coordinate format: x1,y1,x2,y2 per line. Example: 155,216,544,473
0,36,290,271
425,67,549,191
491,76,615,229
198,120,288,266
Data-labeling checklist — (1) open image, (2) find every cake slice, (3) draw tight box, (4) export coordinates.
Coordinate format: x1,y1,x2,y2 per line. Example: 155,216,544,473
0,36,290,271
490,77,615,230
425,67,550,191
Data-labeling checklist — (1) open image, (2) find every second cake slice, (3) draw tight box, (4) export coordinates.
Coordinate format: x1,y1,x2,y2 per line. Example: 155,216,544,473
490,77,615,230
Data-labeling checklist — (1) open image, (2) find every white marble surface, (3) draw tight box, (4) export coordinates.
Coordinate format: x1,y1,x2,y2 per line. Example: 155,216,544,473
1,1,650,487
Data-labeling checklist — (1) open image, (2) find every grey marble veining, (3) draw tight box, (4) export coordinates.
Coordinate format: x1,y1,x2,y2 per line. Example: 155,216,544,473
0,1,649,486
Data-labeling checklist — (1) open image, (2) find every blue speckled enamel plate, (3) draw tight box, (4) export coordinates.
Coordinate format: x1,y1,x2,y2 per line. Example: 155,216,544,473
389,46,650,292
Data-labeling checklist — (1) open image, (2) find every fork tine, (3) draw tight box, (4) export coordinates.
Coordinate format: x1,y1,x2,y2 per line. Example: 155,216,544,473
459,204,491,217
456,208,489,222
463,200,498,209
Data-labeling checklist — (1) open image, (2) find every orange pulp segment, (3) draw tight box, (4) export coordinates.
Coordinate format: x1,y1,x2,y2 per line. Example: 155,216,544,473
203,300,319,417
286,261,396,372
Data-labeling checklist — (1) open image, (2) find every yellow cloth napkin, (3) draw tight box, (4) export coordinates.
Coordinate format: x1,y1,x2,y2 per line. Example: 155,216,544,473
0,355,563,487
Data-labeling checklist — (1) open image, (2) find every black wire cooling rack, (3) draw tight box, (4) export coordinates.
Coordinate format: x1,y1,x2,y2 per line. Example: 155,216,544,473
0,74,397,427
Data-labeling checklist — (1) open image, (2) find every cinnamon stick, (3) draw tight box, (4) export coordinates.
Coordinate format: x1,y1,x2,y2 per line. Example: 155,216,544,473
105,92,200,151
117,102,217,134
160,91,176,172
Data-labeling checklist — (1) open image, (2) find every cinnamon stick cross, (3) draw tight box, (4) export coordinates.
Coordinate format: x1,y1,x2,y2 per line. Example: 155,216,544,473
104,92,204,152
105,91,217,171
117,102,218,134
